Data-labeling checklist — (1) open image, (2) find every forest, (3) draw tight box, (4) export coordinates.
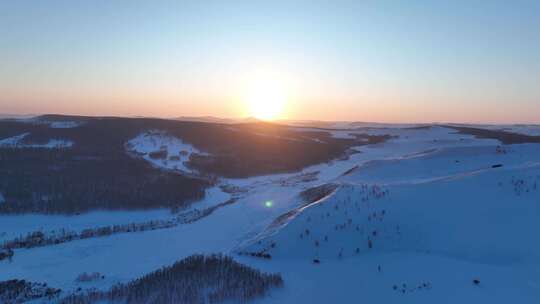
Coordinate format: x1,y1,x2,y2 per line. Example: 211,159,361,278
0,115,377,214
60,254,283,304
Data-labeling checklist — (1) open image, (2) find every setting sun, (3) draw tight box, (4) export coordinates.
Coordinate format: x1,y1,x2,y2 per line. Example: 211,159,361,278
244,77,288,121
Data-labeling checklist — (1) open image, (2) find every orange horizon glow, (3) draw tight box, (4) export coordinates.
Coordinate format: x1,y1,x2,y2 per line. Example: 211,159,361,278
2,92,540,125
2,2,540,125
3,65,538,124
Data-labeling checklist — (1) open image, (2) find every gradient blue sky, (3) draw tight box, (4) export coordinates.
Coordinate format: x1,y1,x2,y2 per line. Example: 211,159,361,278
1,0,539,123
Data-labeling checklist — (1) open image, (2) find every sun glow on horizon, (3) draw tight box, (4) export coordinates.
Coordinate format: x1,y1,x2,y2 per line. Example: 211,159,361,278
243,74,289,121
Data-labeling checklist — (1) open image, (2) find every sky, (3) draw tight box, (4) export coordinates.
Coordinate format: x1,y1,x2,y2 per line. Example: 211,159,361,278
1,0,539,123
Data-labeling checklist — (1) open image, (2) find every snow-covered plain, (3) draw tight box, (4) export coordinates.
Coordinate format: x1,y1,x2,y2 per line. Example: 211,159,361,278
2,125,540,303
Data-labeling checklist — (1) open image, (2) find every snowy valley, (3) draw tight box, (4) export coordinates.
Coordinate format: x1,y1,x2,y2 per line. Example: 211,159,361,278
1,117,540,303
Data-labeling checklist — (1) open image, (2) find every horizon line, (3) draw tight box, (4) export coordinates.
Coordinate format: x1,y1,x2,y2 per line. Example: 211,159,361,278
1,112,539,126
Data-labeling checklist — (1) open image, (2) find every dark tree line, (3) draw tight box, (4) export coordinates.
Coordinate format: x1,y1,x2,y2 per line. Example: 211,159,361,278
61,254,283,304
2,219,176,252
2,198,238,259
0,279,61,303
299,183,339,206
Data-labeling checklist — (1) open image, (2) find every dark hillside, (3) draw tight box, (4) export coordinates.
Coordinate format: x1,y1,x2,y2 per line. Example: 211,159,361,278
0,147,208,214
0,115,381,213
446,125,540,144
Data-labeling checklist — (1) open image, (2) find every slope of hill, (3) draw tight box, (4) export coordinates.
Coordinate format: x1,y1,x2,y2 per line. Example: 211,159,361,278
238,140,540,303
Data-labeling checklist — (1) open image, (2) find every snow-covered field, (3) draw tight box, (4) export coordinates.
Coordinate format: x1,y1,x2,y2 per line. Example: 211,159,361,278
2,125,540,303
126,130,207,173
0,133,73,148
0,210,172,243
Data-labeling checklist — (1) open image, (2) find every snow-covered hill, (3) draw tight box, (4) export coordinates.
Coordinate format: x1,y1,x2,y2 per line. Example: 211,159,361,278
243,163,540,262
2,125,540,303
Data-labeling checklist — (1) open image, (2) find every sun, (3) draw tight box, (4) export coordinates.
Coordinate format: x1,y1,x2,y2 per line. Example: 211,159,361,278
244,77,288,121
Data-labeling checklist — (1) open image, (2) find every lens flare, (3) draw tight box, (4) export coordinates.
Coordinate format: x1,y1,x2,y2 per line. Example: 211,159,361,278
264,201,273,208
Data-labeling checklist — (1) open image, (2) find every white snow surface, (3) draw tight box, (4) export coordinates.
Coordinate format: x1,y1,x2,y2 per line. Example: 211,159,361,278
0,133,29,146
2,126,540,303
126,130,207,173
0,133,73,148
0,185,230,242
0,210,171,243
48,121,82,129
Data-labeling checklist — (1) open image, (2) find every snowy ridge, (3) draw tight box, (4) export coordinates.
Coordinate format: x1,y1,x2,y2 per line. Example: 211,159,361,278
241,142,540,263
242,163,540,264
240,183,391,260
234,184,339,252
340,144,540,185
